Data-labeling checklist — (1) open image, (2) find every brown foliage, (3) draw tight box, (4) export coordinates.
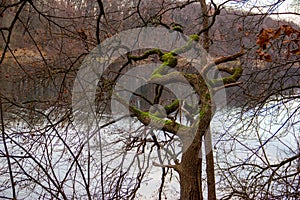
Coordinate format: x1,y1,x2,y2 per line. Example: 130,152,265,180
256,25,300,62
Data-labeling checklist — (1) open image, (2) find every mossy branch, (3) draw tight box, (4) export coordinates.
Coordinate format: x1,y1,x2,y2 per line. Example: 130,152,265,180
113,93,190,138
149,35,199,80
151,63,169,79
200,50,245,75
128,33,200,81
172,34,199,55
210,66,243,87
150,52,178,80
164,99,179,114
127,48,163,61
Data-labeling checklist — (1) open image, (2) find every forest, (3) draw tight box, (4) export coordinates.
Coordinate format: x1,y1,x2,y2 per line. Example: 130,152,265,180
0,0,299,199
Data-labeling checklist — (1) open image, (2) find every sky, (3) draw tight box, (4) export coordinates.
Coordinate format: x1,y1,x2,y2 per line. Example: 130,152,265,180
214,0,300,24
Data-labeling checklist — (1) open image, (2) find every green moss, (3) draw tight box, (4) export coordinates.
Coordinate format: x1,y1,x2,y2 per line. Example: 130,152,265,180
164,119,176,126
222,66,243,84
150,52,179,79
172,24,183,33
184,73,197,81
151,62,169,79
171,35,199,54
148,48,163,56
150,73,162,79
147,111,178,129
128,48,163,61
210,66,243,86
189,34,200,42
205,92,211,101
235,66,243,76
199,104,211,119
130,105,145,116
164,99,179,114
160,52,177,68
199,111,205,119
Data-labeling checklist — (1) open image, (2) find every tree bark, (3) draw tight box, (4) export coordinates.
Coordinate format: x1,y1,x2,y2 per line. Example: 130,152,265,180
179,114,212,200
205,130,216,200
179,129,204,200
199,0,210,52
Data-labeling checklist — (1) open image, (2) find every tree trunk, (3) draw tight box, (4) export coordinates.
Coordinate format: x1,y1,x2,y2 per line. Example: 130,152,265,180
179,131,203,200
199,0,210,52
179,117,211,200
205,130,216,200
179,112,216,199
